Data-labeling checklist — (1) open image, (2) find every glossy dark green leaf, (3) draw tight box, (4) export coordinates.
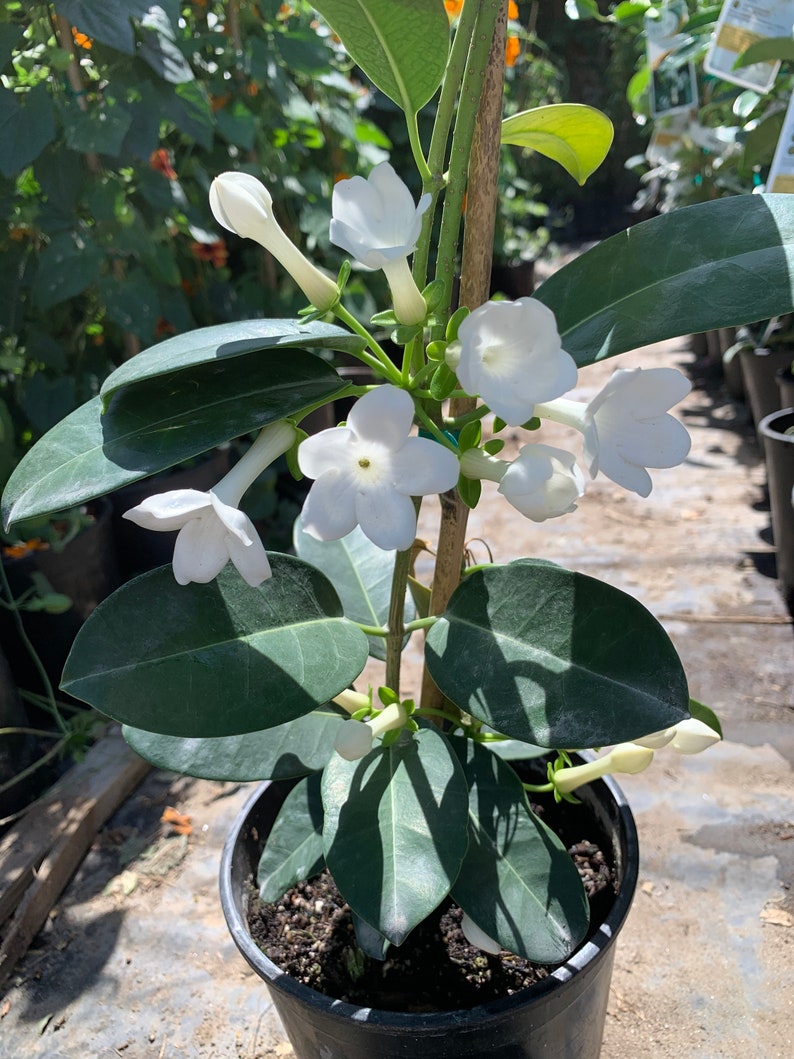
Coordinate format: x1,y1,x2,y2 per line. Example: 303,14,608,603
0,85,56,177
322,728,469,945
3,349,345,528
122,705,348,780
293,518,414,660
62,100,133,157
31,231,103,312
62,556,369,738
100,319,363,402
311,0,448,114
425,560,689,748
257,774,325,901
534,194,794,366
137,5,194,84
450,739,589,963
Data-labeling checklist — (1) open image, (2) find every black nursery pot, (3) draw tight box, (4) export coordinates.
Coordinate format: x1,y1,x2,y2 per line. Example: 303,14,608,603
220,766,639,1059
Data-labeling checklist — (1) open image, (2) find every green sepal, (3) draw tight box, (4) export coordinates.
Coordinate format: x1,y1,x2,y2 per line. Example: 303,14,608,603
429,363,458,401
482,438,505,456
422,278,446,312
393,323,423,345
426,340,448,362
371,309,398,326
457,474,482,510
457,421,482,452
446,306,470,342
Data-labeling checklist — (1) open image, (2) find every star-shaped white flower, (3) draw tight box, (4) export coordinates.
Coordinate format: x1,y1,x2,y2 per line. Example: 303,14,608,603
453,298,577,426
124,488,272,586
330,163,431,324
123,422,297,587
536,367,692,497
298,385,460,551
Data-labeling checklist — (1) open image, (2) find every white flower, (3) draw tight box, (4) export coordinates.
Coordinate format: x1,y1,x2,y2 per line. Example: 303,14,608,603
452,299,577,426
333,702,409,761
668,718,721,755
536,367,692,497
460,913,502,955
209,172,338,310
633,726,677,749
554,742,654,794
460,443,585,522
298,385,459,551
330,162,431,325
123,422,297,587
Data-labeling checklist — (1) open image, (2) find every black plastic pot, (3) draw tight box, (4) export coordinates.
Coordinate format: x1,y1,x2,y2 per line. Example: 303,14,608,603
758,408,794,615
777,366,794,410
220,765,639,1059
739,347,793,435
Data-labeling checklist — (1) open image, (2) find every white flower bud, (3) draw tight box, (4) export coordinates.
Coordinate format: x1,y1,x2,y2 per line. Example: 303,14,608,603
668,718,721,755
460,913,501,955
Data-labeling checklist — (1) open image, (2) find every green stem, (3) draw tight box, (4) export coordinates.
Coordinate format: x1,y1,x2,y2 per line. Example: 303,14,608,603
332,304,403,384
0,726,63,739
432,0,505,339
405,110,432,184
404,615,438,633
523,782,554,794
385,542,415,695
414,706,465,728
0,559,66,735
0,738,67,799
412,402,459,451
354,623,389,638
444,404,490,429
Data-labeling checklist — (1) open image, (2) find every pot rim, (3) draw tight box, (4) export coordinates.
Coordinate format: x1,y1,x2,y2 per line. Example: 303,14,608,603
220,760,639,1028
759,407,794,439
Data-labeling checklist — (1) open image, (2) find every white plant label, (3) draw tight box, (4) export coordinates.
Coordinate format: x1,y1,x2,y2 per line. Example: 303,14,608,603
646,2,699,118
704,0,794,93
766,91,794,191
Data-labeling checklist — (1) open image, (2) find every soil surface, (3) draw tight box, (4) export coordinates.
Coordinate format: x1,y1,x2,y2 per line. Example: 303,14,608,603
1,268,792,1057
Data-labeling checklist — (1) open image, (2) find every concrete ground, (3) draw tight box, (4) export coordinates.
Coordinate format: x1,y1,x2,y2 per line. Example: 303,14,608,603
0,334,792,1059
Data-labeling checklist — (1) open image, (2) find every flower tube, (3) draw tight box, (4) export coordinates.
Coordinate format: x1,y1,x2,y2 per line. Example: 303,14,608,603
298,385,460,551
535,367,691,497
210,172,338,310
453,299,577,425
460,443,585,522
333,701,409,761
330,162,431,324
553,743,654,795
123,422,297,587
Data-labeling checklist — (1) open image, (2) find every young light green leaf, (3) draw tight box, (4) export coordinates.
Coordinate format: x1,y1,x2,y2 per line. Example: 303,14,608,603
311,0,449,115
734,36,794,69
257,774,325,902
122,705,348,781
425,559,690,748
321,728,469,945
501,104,614,186
450,739,589,962
62,556,369,738
534,194,794,366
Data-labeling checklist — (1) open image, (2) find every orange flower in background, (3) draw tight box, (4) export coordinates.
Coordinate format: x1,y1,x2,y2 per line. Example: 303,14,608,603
71,27,92,49
445,0,464,17
191,239,229,268
149,149,177,181
161,807,193,836
508,1,519,18
210,93,231,112
505,35,520,67
155,317,176,337
3,538,49,559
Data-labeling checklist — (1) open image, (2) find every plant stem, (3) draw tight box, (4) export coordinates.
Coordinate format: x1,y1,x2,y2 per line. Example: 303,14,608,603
420,0,508,712
332,304,403,383
385,504,421,695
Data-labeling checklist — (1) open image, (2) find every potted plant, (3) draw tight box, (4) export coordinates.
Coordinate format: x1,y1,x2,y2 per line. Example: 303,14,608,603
3,1,794,1055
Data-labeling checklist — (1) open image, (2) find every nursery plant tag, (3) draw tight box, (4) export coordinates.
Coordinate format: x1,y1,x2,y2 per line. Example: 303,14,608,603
766,90,794,192
704,0,794,93
645,2,698,118
646,113,690,165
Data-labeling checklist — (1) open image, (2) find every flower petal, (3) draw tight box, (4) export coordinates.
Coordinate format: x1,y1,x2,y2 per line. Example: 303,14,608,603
389,437,460,495
122,489,212,532
355,485,418,551
300,471,359,542
298,427,356,479
347,385,414,447
172,516,230,585
226,532,272,586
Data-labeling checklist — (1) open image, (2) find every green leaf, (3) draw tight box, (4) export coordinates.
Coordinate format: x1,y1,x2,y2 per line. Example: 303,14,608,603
100,319,363,403
161,81,215,150
534,195,794,367
123,705,348,781
501,104,614,186
52,0,154,53
34,146,84,211
215,101,257,150
3,349,346,528
429,362,458,401
257,774,325,901
62,557,369,738
450,739,589,963
743,110,784,170
425,560,690,748
0,24,23,68
564,0,601,20
322,728,469,945
62,99,133,157
293,519,414,661
689,698,723,739
0,85,56,177
32,231,103,312
98,269,160,343
735,36,794,69
137,5,194,84
457,474,481,510
311,0,449,114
